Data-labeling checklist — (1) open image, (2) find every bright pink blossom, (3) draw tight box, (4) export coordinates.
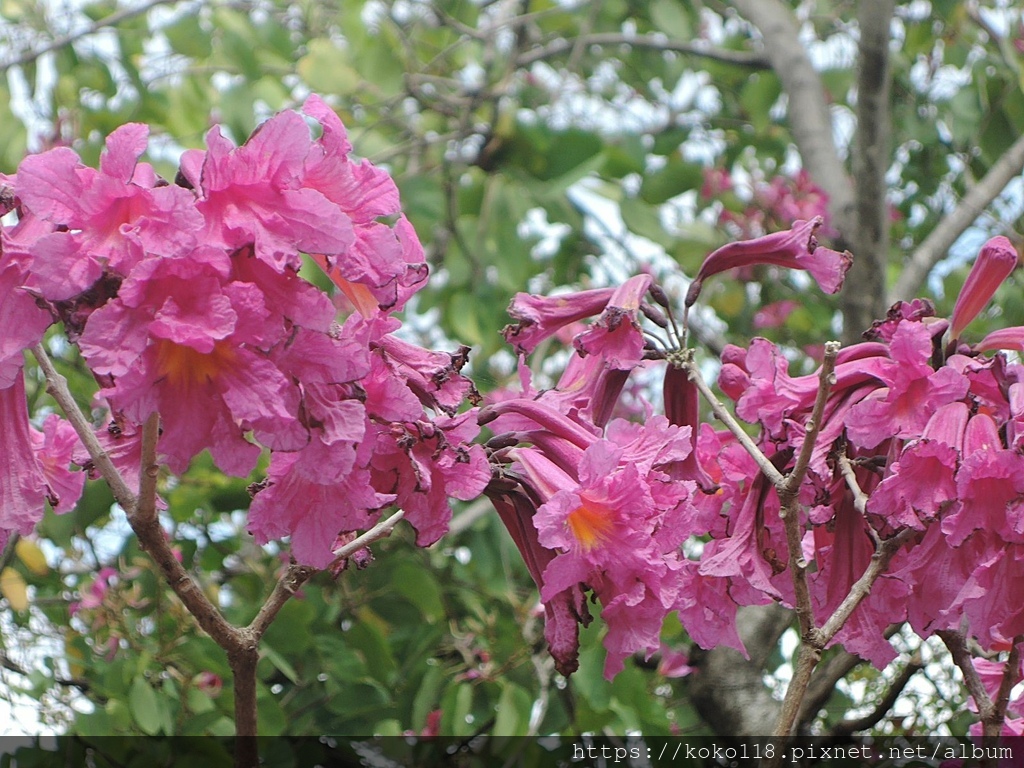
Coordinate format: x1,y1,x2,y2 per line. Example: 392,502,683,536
15,124,201,300
685,217,851,308
950,236,1018,340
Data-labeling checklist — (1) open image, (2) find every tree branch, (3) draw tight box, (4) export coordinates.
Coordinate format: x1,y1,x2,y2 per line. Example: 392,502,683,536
1,0,180,75
779,342,840,640
848,0,895,340
31,344,136,512
828,654,924,739
891,131,1024,302
517,32,771,68
681,352,785,487
728,0,858,256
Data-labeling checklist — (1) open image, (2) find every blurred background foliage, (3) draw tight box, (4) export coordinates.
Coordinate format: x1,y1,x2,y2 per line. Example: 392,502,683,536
1,0,1022,744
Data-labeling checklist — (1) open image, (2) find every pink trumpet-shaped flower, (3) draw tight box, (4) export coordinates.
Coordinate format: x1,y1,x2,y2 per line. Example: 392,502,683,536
950,236,1018,341
502,287,616,355
685,217,852,308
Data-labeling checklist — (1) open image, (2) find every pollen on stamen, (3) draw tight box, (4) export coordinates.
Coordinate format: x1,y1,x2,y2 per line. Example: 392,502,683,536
566,500,615,552
154,339,236,388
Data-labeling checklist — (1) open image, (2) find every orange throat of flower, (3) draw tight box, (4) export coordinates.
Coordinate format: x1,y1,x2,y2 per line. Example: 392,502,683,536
154,339,236,389
566,498,616,552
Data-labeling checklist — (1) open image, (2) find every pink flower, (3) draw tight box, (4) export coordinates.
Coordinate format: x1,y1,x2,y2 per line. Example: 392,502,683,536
182,111,353,273
302,96,428,312
248,443,390,569
950,236,1018,341
573,274,652,370
369,411,490,548
866,402,967,529
0,241,52,387
79,248,306,475
15,123,201,300
194,671,223,698
685,218,851,308
0,379,60,543
502,287,616,355
846,321,969,449
752,299,799,330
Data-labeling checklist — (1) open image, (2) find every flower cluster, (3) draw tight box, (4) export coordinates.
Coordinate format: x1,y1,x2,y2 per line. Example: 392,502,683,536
483,221,848,677
0,96,488,567
487,218,1024,726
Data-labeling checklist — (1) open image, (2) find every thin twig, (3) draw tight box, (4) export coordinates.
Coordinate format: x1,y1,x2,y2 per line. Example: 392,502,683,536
828,654,924,738
984,635,1023,738
783,341,840,497
517,32,771,68
246,564,317,639
939,627,993,719
681,353,785,487
31,343,135,511
1,0,181,74
838,453,869,516
328,510,406,570
778,342,840,641
817,528,915,643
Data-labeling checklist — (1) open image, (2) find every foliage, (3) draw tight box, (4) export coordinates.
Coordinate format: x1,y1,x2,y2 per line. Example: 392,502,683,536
1,0,1024,747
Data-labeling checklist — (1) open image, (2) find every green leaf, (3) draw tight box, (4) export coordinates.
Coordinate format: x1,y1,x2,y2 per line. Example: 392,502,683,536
640,157,703,204
164,14,213,58
650,0,691,39
739,72,782,131
297,39,361,95
129,677,163,735
620,197,673,248
261,644,299,684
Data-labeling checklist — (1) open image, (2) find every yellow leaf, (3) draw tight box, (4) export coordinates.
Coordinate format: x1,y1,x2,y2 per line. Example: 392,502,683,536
15,539,48,576
65,631,86,679
0,567,28,612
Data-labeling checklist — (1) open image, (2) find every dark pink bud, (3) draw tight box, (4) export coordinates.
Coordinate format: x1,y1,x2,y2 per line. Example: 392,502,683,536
685,217,852,308
950,236,1018,340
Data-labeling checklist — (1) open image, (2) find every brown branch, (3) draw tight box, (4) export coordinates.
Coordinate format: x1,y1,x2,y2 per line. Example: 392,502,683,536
798,648,865,727
1,0,180,75
817,528,915,643
517,32,771,68
246,564,317,639
848,0,895,341
778,342,840,641
828,654,924,739
983,635,1023,738
891,131,1024,302
939,627,993,719
681,352,785,487
31,344,136,511
728,0,858,254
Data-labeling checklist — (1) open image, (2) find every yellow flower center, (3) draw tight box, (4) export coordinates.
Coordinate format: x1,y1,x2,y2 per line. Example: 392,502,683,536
154,339,236,388
566,498,615,552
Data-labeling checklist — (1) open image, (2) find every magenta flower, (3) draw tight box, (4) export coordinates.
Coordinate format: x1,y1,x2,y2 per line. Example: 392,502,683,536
248,444,389,569
502,286,616,355
302,96,429,312
685,217,852,308
486,487,590,676
0,379,56,545
509,416,700,678
866,402,967,529
0,239,52,388
78,248,306,475
573,274,652,370
941,413,1024,546
182,111,353,273
950,236,1018,341
369,411,490,548
15,123,201,300
846,321,969,449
